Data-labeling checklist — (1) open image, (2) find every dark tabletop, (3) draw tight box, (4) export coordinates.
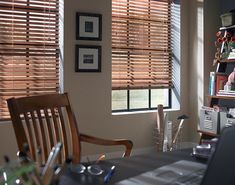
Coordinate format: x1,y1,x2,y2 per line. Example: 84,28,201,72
58,148,207,185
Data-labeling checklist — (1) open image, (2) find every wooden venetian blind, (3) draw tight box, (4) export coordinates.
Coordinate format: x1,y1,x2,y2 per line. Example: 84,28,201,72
112,0,172,90
0,0,59,120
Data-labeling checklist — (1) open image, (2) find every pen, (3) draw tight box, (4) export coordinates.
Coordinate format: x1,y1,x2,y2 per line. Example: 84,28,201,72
104,165,116,183
96,154,105,164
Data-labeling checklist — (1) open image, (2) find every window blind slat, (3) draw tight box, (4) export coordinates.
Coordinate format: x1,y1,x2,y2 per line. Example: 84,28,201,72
0,0,59,120
112,0,172,90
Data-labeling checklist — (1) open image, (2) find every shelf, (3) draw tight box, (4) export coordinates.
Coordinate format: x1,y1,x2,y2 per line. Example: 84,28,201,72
219,59,235,63
214,72,228,75
208,95,235,100
220,25,235,30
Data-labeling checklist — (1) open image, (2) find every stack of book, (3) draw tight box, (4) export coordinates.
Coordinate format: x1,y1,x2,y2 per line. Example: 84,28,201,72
217,90,235,96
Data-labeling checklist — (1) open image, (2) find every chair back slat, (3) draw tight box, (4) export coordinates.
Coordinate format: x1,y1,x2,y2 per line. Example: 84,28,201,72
57,107,69,160
44,108,56,150
50,108,63,163
50,108,60,143
36,109,48,164
30,111,42,159
7,93,81,164
23,112,36,160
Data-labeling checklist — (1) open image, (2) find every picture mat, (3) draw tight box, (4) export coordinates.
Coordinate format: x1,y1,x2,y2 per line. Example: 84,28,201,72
78,48,99,70
79,16,99,38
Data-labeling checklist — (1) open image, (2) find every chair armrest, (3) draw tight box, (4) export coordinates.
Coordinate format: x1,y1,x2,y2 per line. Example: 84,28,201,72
80,133,133,157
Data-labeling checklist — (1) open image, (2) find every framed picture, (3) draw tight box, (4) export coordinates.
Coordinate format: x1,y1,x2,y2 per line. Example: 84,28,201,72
75,45,101,72
76,12,102,40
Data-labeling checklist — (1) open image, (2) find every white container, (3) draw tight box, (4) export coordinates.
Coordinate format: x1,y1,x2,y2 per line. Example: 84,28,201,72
220,112,235,131
220,12,235,27
199,109,220,134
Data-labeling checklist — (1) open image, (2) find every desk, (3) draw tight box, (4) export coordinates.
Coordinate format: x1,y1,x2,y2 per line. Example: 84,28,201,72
59,149,206,185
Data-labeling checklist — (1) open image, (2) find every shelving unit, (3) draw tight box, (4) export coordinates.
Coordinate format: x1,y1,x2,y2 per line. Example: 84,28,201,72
208,25,235,108
198,25,235,140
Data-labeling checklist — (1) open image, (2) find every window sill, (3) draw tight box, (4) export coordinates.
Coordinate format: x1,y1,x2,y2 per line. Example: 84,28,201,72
0,120,12,124
112,108,180,116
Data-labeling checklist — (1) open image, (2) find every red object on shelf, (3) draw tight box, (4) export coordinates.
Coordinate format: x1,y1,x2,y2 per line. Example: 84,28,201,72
216,74,228,94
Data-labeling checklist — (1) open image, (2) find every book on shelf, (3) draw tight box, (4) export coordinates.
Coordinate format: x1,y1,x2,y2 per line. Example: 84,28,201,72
201,106,217,111
228,49,235,60
209,72,215,96
228,52,235,60
215,73,228,95
217,90,235,96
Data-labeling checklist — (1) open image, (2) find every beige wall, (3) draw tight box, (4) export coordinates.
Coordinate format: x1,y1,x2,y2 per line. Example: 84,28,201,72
0,121,18,164
0,0,223,161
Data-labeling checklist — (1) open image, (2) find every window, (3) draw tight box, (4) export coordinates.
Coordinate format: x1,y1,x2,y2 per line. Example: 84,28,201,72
0,0,60,120
112,0,172,112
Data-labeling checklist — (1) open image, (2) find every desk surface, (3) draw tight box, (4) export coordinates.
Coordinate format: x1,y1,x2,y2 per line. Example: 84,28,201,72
59,149,206,185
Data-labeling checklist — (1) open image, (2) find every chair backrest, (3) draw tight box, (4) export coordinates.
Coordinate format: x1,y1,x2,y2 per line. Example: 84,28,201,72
7,93,82,164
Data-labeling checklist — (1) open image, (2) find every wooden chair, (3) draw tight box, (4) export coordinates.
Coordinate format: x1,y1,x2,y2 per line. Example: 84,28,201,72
7,93,133,164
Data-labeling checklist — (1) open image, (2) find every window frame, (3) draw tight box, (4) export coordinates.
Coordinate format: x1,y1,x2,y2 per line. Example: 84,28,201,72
111,0,173,112
0,0,60,120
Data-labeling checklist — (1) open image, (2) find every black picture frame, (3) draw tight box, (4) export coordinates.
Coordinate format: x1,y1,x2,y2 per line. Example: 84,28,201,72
76,12,102,40
75,45,101,72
